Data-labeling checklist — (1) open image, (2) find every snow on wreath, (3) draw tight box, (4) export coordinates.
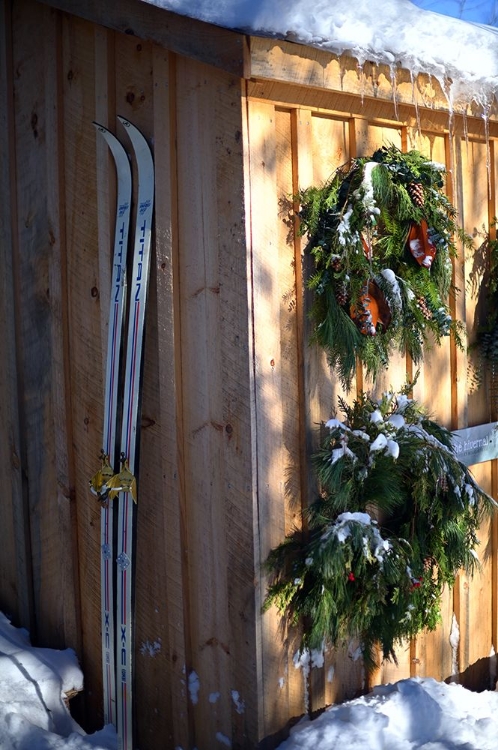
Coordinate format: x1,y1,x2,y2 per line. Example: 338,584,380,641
299,145,469,389
263,380,495,669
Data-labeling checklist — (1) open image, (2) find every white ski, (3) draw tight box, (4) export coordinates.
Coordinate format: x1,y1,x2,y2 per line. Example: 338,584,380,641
90,122,132,729
114,115,154,750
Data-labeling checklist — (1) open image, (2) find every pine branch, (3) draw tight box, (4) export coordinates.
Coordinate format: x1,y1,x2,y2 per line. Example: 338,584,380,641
264,387,494,668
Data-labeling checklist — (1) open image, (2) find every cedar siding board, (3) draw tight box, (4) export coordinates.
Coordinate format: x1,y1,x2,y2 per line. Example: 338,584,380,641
1,0,497,747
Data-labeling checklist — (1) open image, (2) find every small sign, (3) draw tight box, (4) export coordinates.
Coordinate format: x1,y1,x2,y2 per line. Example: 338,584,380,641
452,422,498,466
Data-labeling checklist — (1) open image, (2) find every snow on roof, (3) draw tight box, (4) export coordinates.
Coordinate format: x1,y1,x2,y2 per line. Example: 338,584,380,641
142,0,498,111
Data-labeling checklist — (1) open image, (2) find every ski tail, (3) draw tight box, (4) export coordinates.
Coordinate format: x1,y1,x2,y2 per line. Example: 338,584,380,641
115,116,154,750
91,122,132,728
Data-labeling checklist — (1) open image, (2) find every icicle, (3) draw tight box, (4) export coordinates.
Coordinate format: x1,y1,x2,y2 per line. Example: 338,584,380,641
338,53,347,91
428,73,434,109
390,63,399,121
462,109,469,150
410,70,421,136
481,104,492,197
441,77,458,205
357,61,366,107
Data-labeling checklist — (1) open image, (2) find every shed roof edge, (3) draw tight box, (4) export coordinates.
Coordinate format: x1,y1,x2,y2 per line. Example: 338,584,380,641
37,0,251,77
35,0,498,120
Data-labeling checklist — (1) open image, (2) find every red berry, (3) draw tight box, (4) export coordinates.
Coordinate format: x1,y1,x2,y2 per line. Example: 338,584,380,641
348,572,355,581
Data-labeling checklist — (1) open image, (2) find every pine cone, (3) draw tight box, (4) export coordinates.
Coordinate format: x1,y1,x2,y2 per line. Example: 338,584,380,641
408,182,425,207
417,296,432,320
335,284,349,306
438,473,449,493
355,295,376,336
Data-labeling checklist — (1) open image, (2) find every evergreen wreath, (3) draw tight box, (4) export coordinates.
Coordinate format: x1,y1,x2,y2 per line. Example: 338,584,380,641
469,222,498,394
299,145,467,389
264,382,494,668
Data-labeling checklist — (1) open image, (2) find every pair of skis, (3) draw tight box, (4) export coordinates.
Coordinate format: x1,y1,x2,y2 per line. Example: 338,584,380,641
90,116,154,750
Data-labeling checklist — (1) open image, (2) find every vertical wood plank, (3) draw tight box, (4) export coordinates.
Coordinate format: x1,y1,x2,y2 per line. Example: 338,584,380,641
61,12,103,725
464,140,491,426
176,58,257,750
248,99,304,740
275,107,306,717
112,29,162,748
44,3,81,654
291,108,324,713
489,140,498,667
242,81,269,748
308,113,367,705
0,0,33,630
93,25,115,369
411,131,453,427
177,57,231,748
445,132,469,687
409,130,454,684
349,118,410,689
133,46,191,750
460,139,493,685
450,135,468,431
11,0,78,650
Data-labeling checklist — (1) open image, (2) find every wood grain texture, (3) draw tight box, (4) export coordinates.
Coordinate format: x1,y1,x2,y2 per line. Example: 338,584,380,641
247,99,305,740
10,0,79,649
307,113,366,704
249,36,498,124
275,107,307,717
451,136,493,687
0,0,33,630
93,25,115,370
44,2,81,653
36,0,249,77
490,142,498,664
61,11,103,724
408,131,454,685
247,79,498,143
132,46,191,750
175,58,257,749
290,107,325,713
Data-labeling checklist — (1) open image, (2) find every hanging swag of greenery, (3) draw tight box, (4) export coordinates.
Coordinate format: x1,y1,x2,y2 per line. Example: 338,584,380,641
264,385,494,668
300,145,467,389
470,223,498,389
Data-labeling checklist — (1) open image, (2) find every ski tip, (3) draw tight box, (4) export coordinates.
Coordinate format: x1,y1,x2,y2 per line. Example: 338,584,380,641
117,116,150,145
117,116,154,172
117,115,133,129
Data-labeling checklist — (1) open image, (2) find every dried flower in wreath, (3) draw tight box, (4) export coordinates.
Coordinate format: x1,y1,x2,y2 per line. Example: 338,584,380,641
264,381,494,669
299,145,468,389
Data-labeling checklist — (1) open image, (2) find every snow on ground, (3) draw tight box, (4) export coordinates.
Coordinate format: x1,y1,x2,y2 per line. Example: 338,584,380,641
277,676,498,749
142,0,498,109
0,613,116,749
2,611,498,749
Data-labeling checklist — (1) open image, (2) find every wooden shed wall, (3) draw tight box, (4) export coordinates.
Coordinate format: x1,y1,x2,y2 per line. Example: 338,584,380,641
1,1,498,749
2,3,256,748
